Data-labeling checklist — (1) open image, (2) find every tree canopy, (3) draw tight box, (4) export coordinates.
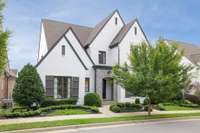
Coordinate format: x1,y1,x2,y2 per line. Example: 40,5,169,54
0,0,10,74
112,41,192,115
13,64,45,109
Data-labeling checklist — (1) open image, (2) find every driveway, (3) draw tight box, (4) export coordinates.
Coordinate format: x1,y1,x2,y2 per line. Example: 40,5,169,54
40,119,200,133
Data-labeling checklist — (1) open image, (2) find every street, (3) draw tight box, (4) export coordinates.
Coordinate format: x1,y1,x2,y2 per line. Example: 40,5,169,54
40,119,200,133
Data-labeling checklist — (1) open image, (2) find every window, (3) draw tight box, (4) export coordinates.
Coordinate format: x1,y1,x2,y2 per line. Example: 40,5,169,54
70,77,79,98
62,45,65,56
115,17,118,25
134,27,137,35
45,76,54,97
85,78,90,92
98,51,106,64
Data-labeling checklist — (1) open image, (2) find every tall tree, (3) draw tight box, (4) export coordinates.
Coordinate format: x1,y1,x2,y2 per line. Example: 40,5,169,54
0,0,10,74
13,64,45,109
113,41,192,116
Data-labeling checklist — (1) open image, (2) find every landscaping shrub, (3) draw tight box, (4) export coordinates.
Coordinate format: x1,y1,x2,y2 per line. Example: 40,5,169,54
135,98,140,104
144,105,153,111
110,105,121,113
110,102,142,113
12,64,45,109
41,98,77,107
185,94,200,105
3,105,99,118
84,93,102,107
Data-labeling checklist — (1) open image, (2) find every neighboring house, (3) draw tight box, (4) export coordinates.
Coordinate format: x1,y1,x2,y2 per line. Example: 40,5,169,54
36,10,149,104
0,62,17,104
165,39,200,83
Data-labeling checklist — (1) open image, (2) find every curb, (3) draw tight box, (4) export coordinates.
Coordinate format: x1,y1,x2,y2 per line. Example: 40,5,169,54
3,116,200,133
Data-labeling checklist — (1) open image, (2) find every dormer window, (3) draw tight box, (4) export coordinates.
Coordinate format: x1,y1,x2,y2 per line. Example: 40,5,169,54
62,45,65,56
134,27,137,35
115,17,118,25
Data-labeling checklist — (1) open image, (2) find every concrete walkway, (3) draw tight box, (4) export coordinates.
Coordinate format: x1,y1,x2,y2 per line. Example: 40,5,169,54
1,105,200,125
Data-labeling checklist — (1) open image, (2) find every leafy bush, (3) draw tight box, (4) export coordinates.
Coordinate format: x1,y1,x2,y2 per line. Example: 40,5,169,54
3,105,99,118
144,105,153,111
135,98,140,104
110,105,121,113
12,64,45,109
41,98,77,107
110,102,142,113
84,93,102,107
185,94,200,105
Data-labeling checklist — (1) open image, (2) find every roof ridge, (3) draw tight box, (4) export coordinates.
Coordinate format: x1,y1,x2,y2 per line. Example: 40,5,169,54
164,39,200,48
84,10,123,47
42,18,93,29
109,19,137,48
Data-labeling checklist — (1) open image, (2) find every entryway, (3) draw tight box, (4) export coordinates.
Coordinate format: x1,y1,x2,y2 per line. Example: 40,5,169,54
102,78,114,101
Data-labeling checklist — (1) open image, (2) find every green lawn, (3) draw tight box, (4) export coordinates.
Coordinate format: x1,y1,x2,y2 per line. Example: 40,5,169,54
158,103,200,111
45,109,91,116
1,113,200,132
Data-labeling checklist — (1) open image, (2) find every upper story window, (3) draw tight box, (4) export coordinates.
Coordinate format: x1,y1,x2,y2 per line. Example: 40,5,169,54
62,45,65,56
99,51,106,64
134,27,137,35
115,17,118,25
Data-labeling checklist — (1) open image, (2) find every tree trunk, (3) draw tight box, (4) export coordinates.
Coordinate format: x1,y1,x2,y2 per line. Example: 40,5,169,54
148,100,151,116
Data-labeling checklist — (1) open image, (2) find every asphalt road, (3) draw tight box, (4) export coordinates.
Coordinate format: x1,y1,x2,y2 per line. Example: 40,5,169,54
42,119,200,133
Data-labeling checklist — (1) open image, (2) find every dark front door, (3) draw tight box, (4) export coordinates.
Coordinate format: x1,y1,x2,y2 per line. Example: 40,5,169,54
103,79,106,99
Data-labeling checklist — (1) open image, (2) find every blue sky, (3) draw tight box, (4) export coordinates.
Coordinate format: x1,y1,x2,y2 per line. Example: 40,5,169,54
3,0,200,70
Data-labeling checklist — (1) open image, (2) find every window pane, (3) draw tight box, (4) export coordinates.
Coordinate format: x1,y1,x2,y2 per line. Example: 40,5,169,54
115,17,118,25
45,76,54,97
70,77,79,98
85,78,90,92
134,27,137,35
62,45,65,56
99,51,106,64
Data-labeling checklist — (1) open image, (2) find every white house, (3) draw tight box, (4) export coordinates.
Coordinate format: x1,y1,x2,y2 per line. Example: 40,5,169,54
35,10,149,104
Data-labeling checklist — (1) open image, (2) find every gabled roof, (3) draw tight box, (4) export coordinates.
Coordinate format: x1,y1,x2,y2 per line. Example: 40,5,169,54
110,20,136,48
42,19,93,49
84,10,124,48
165,39,200,64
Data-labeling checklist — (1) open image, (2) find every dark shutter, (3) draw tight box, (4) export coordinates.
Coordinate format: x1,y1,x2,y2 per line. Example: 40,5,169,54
70,77,79,98
62,45,65,56
46,76,54,97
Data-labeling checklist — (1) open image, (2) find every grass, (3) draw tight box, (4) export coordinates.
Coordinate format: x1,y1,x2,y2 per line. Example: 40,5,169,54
45,109,91,116
158,103,200,111
160,105,197,111
1,112,200,132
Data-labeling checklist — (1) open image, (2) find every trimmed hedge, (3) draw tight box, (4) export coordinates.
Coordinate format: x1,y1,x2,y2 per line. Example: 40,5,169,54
41,98,77,107
110,102,142,113
84,93,102,107
3,105,99,118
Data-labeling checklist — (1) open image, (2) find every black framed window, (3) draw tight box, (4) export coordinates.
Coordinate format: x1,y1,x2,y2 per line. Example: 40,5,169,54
115,17,118,25
62,45,65,56
85,78,90,92
134,27,137,35
99,51,106,64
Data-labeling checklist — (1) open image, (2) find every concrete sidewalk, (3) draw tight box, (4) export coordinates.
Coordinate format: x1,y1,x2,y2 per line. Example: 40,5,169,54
1,105,200,125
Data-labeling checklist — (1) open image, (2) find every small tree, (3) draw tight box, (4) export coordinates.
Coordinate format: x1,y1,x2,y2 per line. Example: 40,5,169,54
113,41,191,116
13,64,45,109
0,1,10,74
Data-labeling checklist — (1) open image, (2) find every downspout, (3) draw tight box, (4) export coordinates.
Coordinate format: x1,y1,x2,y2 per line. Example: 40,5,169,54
94,68,97,93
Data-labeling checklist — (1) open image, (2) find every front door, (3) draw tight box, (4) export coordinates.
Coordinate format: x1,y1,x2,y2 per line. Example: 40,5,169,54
102,78,113,101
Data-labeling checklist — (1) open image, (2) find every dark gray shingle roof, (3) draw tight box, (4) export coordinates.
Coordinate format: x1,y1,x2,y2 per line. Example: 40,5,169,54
110,20,136,48
84,11,116,47
165,39,200,64
42,19,93,49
